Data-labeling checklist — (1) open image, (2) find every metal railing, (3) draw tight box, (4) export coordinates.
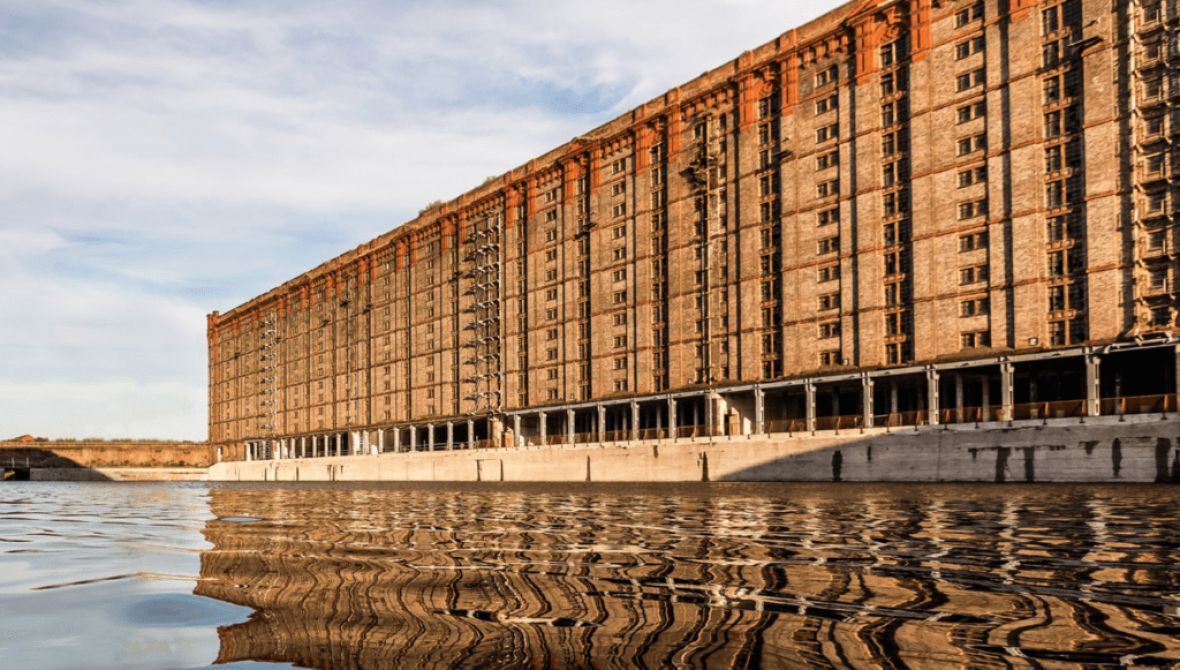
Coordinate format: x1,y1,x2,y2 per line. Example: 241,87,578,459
235,395,1179,461
765,419,805,434
936,406,1006,424
1101,393,1177,415
1011,400,1086,421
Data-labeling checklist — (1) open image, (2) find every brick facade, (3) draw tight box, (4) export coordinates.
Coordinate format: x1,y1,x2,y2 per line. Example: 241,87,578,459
208,0,1175,445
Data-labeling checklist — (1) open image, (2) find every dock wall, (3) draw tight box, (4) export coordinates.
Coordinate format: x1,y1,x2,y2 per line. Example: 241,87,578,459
208,415,1180,484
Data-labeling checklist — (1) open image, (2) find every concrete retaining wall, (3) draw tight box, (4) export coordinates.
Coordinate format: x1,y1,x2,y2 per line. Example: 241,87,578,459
208,415,1180,483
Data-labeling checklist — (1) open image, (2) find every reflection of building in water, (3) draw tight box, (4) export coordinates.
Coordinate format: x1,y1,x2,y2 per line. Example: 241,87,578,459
194,486,1180,670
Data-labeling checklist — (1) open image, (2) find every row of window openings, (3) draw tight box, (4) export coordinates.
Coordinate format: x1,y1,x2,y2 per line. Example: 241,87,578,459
379,197,814,289
540,384,599,401
1147,305,1175,328
882,100,907,127
1050,318,1087,346
774,129,910,165
1049,282,1087,311
1042,39,1075,70
959,199,988,220
957,134,987,155
1145,228,1172,252
250,280,1083,372
1144,190,1176,215
1147,266,1174,290
956,68,985,93
880,39,908,67
1048,248,1086,276
1044,73,1079,104
1043,0,1080,35
758,120,780,145
1045,108,1080,138
1142,73,1178,101
540,283,611,303
1143,150,1177,176
537,306,634,325
530,268,603,294
955,35,985,60
954,2,985,28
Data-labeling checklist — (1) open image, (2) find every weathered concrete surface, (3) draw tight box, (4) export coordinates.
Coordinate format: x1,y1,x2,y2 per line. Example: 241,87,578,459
29,468,209,482
208,415,1180,484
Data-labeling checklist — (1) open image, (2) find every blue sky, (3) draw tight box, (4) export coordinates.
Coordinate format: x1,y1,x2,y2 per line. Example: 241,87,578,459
0,0,840,440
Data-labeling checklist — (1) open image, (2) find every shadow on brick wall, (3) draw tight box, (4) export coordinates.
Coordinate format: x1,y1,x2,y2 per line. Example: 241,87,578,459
2,449,113,481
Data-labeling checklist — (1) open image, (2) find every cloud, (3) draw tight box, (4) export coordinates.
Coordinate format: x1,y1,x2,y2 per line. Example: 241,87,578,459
0,0,840,440
1,0,827,211
0,381,205,440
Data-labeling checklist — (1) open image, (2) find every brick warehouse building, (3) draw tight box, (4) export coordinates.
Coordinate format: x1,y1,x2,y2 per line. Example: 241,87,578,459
210,0,1180,460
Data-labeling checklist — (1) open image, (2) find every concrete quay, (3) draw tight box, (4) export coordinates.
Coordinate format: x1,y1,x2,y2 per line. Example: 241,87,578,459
209,415,1180,484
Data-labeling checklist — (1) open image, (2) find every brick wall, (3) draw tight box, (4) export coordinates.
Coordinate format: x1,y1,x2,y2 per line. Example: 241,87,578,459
207,0,1163,445
0,441,214,469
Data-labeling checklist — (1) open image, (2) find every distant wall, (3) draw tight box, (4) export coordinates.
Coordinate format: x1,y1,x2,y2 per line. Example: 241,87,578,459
0,441,214,469
27,467,208,482
208,416,1180,484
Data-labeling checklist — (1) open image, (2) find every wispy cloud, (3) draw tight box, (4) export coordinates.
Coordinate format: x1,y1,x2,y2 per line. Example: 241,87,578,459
0,0,839,440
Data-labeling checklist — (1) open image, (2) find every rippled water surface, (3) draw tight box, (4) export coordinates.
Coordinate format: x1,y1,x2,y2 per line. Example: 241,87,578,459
2,482,1180,669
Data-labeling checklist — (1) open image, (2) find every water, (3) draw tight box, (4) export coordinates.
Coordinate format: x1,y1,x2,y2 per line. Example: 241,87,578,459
2,482,1180,670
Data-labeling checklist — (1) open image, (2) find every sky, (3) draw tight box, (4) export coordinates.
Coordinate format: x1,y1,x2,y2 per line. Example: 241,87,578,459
0,0,844,441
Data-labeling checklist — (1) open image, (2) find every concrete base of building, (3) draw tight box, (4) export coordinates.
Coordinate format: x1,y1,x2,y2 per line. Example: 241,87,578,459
28,467,209,482
208,415,1180,484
